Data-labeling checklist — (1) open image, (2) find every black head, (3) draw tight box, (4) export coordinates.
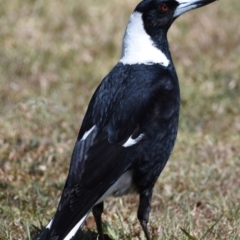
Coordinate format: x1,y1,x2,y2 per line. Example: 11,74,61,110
135,0,178,34
134,0,216,36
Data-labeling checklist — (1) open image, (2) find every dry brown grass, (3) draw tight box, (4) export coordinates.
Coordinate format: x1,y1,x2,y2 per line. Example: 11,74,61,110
0,0,239,239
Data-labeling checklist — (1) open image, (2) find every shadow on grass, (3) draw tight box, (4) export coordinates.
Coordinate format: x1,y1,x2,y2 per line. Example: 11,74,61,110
30,225,113,240
73,229,113,240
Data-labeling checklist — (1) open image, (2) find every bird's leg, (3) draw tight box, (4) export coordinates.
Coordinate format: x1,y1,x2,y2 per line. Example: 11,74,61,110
137,189,153,240
92,202,104,240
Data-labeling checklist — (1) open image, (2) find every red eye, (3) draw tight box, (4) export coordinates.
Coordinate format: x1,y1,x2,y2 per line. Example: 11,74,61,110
158,4,169,12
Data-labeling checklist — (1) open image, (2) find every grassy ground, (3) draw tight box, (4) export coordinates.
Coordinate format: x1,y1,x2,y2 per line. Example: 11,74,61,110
0,0,240,239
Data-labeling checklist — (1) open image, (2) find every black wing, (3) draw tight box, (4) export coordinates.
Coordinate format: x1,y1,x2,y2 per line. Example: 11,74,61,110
44,63,177,239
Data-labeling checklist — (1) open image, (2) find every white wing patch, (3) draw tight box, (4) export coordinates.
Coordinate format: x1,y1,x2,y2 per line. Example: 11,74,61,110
123,134,144,147
81,125,96,141
63,215,87,240
120,12,170,66
46,218,54,229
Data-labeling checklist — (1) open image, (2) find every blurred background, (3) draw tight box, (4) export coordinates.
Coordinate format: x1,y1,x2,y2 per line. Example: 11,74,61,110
0,0,239,239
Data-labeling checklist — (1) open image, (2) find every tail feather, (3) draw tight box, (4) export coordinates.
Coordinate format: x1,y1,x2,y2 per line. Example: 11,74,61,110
63,214,87,240
36,215,87,240
36,228,50,240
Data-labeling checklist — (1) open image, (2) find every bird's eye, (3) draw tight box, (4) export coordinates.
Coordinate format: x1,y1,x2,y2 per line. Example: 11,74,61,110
158,4,169,13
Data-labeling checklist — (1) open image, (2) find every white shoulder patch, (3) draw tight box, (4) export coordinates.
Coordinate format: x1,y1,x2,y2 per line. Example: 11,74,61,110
120,12,170,66
81,125,96,141
123,134,144,148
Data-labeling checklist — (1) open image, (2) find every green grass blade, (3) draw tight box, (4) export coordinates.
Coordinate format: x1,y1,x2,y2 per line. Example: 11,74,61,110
180,227,199,240
200,215,223,240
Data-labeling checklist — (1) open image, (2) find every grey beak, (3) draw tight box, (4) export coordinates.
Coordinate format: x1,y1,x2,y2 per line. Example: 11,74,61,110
174,0,216,18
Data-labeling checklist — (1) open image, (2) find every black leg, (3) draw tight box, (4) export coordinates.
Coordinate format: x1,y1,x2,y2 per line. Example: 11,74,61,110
137,189,153,240
92,202,104,240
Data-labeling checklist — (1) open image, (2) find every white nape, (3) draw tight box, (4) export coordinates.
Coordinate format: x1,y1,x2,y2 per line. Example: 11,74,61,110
63,215,87,240
46,218,54,229
120,12,169,67
174,0,198,17
81,125,96,141
123,134,144,147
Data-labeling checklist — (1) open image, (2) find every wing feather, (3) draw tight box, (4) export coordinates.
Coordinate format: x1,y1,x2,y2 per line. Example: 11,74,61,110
47,63,176,239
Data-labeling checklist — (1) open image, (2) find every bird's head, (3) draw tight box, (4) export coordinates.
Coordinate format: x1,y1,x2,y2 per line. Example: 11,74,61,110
135,0,216,33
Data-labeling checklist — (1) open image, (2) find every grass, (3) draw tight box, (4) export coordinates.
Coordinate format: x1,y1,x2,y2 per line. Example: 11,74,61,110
0,0,240,239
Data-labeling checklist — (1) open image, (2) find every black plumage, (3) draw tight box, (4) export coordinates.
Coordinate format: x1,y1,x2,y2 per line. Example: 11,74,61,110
37,0,216,239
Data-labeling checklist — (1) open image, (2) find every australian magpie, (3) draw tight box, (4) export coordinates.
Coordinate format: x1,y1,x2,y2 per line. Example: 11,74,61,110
37,0,216,239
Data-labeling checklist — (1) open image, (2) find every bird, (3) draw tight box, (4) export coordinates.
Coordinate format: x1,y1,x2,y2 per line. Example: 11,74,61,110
37,0,216,239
